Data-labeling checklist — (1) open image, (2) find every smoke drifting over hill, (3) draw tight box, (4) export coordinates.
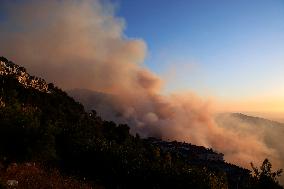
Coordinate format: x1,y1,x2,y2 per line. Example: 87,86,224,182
0,0,280,168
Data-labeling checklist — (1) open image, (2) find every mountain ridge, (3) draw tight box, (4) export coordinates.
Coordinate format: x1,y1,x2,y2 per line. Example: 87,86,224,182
226,113,284,127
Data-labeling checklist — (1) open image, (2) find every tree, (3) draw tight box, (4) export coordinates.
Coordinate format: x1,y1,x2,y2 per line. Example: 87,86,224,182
251,159,283,189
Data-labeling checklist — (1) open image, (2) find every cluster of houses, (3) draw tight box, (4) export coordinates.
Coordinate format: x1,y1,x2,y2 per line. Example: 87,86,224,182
146,137,252,183
0,60,50,93
147,137,224,162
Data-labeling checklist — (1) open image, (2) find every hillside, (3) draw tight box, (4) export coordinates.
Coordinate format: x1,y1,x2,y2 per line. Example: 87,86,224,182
227,113,284,128
0,57,283,188
216,113,284,157
216,113,284,184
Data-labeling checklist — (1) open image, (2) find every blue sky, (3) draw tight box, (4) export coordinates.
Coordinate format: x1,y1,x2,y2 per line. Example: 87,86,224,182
113,0,284,101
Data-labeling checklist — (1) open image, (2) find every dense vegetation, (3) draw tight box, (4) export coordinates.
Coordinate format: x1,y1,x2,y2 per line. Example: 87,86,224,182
0,57,283,188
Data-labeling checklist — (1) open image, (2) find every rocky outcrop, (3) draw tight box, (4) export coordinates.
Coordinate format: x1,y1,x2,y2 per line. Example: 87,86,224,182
0,57,50,93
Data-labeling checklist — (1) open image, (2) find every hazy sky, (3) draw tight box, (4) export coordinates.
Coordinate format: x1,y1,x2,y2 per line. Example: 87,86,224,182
113,0,284,111
1,0,284,112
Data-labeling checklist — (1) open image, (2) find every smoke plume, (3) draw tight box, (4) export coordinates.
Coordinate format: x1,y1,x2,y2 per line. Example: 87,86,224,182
0,0,280,169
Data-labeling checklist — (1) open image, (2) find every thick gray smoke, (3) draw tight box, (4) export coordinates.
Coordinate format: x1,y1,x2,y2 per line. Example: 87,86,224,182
0,0,281,169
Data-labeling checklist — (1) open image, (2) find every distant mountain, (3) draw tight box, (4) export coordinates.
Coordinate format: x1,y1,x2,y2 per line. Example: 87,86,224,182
68,88,114,111
227,113,284,128
67,88,117,119
216,112,284,184
216,113,284,149
67,88,126,125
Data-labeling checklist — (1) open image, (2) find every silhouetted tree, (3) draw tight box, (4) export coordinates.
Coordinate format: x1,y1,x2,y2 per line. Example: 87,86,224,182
251,159,283,189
